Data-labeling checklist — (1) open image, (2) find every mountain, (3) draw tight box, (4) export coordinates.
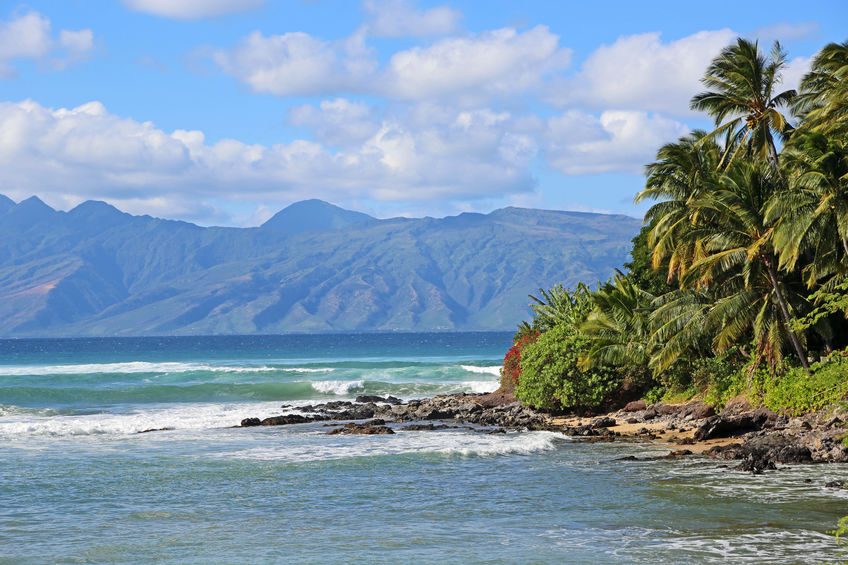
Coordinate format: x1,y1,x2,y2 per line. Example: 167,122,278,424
261,199,375,233
0,196,641,336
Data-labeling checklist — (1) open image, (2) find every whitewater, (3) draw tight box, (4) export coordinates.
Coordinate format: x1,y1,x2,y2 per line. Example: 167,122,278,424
1,333,846,564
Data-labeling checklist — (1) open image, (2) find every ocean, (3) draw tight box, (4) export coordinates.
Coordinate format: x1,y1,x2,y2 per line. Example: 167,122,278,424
1,333,846,564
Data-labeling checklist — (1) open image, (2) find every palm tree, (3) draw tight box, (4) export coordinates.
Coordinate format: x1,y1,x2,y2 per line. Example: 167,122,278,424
527,282,593,332
766,131,848,284
648,288,714,374
691,38,796,169
579,272,655,375
636,131,722,284
793,40,848,134
684,160,811,371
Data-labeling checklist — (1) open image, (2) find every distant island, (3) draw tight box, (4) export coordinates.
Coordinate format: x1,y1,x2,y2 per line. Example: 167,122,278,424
0,195,639,336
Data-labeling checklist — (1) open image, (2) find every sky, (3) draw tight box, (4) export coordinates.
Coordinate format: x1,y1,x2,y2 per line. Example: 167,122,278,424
0,0,845,226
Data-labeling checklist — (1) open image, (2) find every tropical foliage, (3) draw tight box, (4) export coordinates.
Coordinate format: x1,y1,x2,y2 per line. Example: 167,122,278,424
504,36,848,413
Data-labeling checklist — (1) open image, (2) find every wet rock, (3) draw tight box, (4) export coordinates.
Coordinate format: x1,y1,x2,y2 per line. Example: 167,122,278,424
355,395,403,405
323,401,355,411
260,414,326,426
401,423,458,431
825,480,846,488
138,427,173,433
327,420,395,435
240,418,261,427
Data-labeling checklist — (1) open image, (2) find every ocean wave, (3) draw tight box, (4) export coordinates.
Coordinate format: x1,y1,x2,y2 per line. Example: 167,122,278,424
460,365,502,376
310,380,366,395
220,430,563,463
0,361,289,376
0,401,285,438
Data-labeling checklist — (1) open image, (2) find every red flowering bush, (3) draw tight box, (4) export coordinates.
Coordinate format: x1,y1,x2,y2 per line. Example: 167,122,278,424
499,333,538,393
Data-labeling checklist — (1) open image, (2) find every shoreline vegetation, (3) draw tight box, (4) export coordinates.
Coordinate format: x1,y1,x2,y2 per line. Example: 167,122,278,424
494,36,848,472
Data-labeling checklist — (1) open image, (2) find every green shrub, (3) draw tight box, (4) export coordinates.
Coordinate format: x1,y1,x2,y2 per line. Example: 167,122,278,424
515,324,619,412
761,354,848,415
702,367,748,410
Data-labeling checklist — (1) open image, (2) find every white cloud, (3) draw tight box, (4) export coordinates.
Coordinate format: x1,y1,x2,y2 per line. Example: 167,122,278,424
0,99,538,224
289,98,380,147
213,25,570,103
362,0,461,37
385,25,571,100
0,11,93,78
122,0,267,19
551,29,737,116
544,110,689,175
753,22,820,42
782,55,811,94
212,30,376,96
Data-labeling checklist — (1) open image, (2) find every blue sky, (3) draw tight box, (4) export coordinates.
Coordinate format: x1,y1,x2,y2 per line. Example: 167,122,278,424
0,0,845,225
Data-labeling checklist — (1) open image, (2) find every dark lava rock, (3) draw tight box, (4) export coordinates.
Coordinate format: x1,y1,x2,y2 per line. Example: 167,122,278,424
355,395,403,405
323,401,355,411
694,408,777,441
673,401,716,420
401,423,458,431
327,420,395,435
240,418,261,427
623,400,647,412
591,417,617,429
705,434,813,473
260,414,326,426
138,427,173,433
655,404,678,415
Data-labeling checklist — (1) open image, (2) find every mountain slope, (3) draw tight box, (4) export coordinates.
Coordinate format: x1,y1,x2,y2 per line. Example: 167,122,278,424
0,196,641,336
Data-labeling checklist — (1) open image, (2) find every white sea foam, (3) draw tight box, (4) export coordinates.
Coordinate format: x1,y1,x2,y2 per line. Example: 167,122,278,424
460,365,502,376
220,429,563,463
0,401,285,438
0,362,334,376
309,380,366,395
462,380,500,394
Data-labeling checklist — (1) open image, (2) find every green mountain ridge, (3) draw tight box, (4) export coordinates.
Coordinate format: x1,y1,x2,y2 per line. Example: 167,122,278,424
0,196,641,336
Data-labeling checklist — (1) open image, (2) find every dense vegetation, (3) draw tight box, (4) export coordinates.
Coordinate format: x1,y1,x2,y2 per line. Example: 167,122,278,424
502,38,848,415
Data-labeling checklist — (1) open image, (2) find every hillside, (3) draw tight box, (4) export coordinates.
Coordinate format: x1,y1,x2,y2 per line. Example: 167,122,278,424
0,196,641,336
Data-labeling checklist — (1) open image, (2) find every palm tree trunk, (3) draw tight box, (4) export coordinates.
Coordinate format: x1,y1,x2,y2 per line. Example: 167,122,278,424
767,134,780,169
762,255,811,374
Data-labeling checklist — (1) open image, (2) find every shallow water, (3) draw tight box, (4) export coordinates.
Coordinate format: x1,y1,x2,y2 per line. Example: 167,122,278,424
1,334,846,564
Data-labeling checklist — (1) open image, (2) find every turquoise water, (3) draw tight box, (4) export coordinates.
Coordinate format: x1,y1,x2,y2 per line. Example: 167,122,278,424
1,333,846,564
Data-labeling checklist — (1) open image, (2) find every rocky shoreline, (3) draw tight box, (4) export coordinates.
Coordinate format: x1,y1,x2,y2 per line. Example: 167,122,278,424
238,392,848,473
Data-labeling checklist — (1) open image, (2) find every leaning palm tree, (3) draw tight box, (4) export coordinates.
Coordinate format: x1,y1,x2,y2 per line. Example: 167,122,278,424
691,38,796,169
636,131,722,284
766,131,848,284
684,160,811,371
793,40,848,134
